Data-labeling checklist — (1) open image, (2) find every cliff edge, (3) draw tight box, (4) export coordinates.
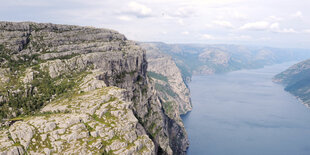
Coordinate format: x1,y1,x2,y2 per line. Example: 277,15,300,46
0,21,188,154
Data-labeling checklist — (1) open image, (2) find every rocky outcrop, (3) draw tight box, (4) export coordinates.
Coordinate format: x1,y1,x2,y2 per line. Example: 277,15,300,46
141,43,192,115
273,59,310,107
139,43,191,153
0,22,188,154
0,87,155,154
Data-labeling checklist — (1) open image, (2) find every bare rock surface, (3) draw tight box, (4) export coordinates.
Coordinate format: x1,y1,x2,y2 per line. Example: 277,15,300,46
141,43,192,115
0,87,155,154
0,21,189,155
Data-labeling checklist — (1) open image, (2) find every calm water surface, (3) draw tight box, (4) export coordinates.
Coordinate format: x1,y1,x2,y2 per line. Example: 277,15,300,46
182,62,310,155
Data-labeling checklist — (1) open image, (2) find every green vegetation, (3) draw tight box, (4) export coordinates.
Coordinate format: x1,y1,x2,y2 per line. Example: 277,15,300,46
107,96,117,102
30,24,43,32
138,145,148,153
162,101,174,115
162,101,178,120
175,64,192,82
91,112,116,128
46,53,80,61
147,71,168,82
115,70,142,84
0,65,88,120
161,101,179,121
155,83,176,97
136,75,143,82
84,123,95,132
115,72,126,84
0,45,41,72
0,44,4,51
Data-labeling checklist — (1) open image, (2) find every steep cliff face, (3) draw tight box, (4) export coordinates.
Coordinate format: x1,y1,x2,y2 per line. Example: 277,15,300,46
139,43,191,153
141,43,192,116
0,22,188,154
273,59,310,107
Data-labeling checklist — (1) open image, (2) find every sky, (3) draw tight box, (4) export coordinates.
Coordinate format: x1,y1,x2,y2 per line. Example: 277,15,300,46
0,0,310,48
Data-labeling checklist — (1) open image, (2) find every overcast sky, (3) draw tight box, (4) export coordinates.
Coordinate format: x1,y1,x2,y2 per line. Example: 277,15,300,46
0,0,309,48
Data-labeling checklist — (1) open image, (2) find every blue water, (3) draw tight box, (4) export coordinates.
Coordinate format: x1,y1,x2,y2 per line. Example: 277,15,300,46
182,62,310,155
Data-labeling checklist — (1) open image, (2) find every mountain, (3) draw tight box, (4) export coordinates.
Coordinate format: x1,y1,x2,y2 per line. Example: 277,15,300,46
143,42,310,82
273,59,310,107
140,43,192,128
0,22,188,154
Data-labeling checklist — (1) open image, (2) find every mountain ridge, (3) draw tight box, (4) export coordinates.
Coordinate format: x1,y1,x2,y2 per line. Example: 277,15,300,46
142,42,310,83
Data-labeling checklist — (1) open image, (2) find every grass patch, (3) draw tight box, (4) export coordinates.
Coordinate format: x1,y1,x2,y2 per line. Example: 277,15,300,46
155,83,176,97
147,71,168,82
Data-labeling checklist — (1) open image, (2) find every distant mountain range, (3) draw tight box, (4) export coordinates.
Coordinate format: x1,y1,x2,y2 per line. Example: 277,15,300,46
142,42,310,83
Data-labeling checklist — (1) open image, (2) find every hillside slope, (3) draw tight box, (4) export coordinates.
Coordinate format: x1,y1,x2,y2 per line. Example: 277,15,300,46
0,22,188,154
274,59,310,107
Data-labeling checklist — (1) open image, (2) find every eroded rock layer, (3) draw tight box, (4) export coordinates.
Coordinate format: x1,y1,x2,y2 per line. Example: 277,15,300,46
0,21,188,154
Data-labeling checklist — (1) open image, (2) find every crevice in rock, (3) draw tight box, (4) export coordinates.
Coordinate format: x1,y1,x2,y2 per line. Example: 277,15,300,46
19,31,32,52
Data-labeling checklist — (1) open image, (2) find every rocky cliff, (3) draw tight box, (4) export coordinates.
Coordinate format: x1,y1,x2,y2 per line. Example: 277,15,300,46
273,59,310,107
137,43,191,146
140,43,192,115
0,22,188,154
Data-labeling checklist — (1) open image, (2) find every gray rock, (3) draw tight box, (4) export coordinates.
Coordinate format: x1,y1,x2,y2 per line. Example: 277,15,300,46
90,131,98,137
43,148,51,155
9,122,34,149
0,21,189,155
7,146,24,155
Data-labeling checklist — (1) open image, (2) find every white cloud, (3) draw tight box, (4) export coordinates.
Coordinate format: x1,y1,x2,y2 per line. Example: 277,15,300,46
268,16,283,21
270,22,280,31
3,0,50,7
202,34,215,40
240,21,269,31
227,33,252,40
259,37,271,41
161,31,167,35
281,28,297,33
230,11,248,20
155,0,246,6
212,20,234,28
127,1,152,17
205,24,213,28
291,11,303,18
161,6,196,19
270,23,297,33
178,19,185,25
174,6,196,18
304,29,310,33
233,35,252,40
118,15,132,21
182,31,189,35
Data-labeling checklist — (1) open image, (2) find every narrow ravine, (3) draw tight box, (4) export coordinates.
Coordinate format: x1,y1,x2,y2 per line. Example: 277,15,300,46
183,62,310,155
